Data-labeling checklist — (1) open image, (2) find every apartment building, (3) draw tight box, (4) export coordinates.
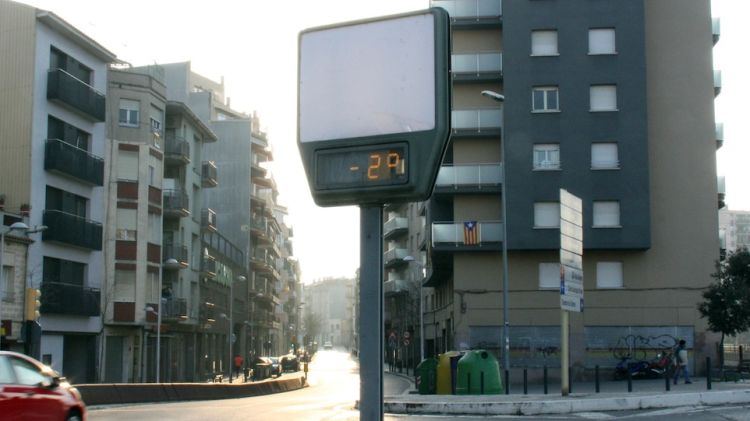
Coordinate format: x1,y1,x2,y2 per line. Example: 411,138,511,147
0,1,116,383
413,0,721,371
303,277,355,349
719,209,750,255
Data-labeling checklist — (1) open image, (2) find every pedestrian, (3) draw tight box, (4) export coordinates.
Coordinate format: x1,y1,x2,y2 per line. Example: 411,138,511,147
673,339,692,384
234,354,243,379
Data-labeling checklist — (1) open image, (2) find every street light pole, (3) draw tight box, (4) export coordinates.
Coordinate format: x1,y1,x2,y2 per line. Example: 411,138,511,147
481,90,510,372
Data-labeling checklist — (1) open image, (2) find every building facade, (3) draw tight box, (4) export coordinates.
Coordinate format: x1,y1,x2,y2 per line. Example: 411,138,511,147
415,0,721,373
719,209,750,255
0,1,116,383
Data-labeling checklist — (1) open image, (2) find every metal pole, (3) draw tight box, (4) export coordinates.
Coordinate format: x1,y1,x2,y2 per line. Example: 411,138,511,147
419,272,424,362
228,278,233,381
561,309,569,396
360,206,383,420
0,231,6,318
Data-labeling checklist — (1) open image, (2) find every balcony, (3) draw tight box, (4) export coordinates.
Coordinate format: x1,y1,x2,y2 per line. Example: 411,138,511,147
435,163,502,194
201,208,217,232
452,108,503,138
46,68,105,121
44,139,104,186
202,161,218,187
163,189,190,218
384,277,410,296
716,122,723,149
713,17,720,45
452,52,502,82
431,0,502,28
432,220,503,251
162,243,188,268
42,210,102,250
201,255,217,278
162,297,188,321
383,217,408,240
165,134,190,165
40,281,101,317
718,175,726,209
384,247,408,268
714,70,722,96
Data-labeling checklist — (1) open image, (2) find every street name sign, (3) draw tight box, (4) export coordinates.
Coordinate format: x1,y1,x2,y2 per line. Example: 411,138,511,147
560,189,583,313
298,8,451,207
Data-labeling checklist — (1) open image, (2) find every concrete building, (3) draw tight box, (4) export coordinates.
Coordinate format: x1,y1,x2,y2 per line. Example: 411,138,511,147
303,277,355,349
0,0,116,383
413,0,721,373
719,209,750,254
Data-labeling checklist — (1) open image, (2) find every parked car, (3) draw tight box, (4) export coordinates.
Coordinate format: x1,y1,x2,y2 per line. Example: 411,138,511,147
280,354,300,372
323,341,333,350
269,357,282,377
0,350,86,421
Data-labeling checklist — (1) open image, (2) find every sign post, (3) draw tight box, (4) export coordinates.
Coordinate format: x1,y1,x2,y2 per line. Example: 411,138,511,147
559,189,583,396
298,8,450,420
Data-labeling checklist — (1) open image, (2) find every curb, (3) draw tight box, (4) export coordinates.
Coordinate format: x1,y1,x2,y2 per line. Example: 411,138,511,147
383,389,750,416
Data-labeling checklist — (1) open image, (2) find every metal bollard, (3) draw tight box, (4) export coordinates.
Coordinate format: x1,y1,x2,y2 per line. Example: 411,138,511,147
468,372,472,394
505,369,510,395
665,367,670,391
569,366,572,394
595,365,600,393
523,368,528,395
707,356,712,390
481,371,485,395
543,366,548,395
627,368,632,393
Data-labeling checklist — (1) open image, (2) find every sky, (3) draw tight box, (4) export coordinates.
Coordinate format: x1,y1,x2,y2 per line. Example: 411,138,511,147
15,0,749,284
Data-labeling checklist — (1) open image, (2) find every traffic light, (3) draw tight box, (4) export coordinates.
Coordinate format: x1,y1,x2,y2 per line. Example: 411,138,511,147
25,288,41,321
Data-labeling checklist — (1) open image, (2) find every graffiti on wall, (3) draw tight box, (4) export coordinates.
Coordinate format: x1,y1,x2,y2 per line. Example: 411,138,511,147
585,326,694,368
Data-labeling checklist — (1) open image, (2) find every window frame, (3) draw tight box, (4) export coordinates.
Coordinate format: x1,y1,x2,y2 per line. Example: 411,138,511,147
590,85,618,112
588,28,617,55
534,201,561,229
119,99,140,128
591,142,619,170
538,262,560,289
531,29,559,56
596,261,624,289
592,200,621,228
532,86,560,113
533,143,561,170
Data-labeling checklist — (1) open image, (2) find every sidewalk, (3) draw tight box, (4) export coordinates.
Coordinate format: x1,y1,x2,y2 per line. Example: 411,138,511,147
382,374,750,416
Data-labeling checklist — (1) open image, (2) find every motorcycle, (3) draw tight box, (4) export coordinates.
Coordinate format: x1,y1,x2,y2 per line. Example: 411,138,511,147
614,350,673,380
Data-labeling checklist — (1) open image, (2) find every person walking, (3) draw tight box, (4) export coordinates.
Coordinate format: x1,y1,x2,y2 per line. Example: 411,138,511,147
673,339,692,384
234,354,244,380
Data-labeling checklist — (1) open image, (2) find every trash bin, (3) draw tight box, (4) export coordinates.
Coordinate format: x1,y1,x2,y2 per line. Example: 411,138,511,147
455,349,503,395
416,358,438,395
436,351,464,395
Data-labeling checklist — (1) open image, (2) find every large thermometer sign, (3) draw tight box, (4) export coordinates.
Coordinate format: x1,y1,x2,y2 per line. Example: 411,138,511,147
298,8,451,207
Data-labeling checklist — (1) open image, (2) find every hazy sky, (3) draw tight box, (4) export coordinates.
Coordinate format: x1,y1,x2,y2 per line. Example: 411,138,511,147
17,0,748,284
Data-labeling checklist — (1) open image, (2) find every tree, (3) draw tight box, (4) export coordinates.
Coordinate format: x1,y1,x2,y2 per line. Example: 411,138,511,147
698,248,750,371
303,311,323,350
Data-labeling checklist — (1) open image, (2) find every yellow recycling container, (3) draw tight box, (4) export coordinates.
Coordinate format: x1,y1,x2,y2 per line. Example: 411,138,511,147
436,351,464,395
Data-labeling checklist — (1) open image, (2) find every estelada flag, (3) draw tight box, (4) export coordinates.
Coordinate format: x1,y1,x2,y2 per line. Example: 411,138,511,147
464,221,479,245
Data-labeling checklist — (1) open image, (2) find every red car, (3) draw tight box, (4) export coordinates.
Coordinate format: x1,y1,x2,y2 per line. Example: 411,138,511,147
0,351,86,421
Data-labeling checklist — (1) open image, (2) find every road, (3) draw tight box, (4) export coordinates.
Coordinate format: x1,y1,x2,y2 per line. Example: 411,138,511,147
89,349,411,421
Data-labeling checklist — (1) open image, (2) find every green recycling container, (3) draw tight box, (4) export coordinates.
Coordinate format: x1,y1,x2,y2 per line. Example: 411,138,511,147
436,351,464,395
415,358,438,394
455,350,503,395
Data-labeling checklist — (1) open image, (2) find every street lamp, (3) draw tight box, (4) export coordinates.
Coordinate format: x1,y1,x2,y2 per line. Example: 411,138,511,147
1,223,47,319
481,90,510,372
403,255,425,362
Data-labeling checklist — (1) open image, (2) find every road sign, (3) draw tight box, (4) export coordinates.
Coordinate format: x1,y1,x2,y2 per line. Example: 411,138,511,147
298,8,451,206
560,249,582,271
403,339,410,347
560,189,583,313
403,331,410,339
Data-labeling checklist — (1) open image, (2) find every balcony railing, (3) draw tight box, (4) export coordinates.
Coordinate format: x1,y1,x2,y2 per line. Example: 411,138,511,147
201,208,217,232
42,210,102,250
384,247,408,267
431,0,502,19
716,122,724,149
713,17,720,44
162,243,188,268
384,278,410,295
714,70,722,96
432,221,503,247
452,52,503,80
163,189,190,218
384,217,408,239
165,134,190,164
201,255,217,278
46,68,105,121
435,163,502,189
44,139,104,186
202,161,218,187
718,175,726,209
162,297,188,320
40,281,101,317
452,108,503,133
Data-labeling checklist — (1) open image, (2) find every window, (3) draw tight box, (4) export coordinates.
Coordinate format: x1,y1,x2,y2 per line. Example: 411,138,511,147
596,262,623,288
593,201,620,227
534,202,560,228
150,105,163,134
119,99,140,127
47,116,90,150
45,186,87,218
591,143,619,169
589,28,616,55
50,47,92,84
539,263,560,289
43,257,85,286
531,30,558,56
590,85,617,111
533,144,560,170
532,86,559,112
10,357,51,387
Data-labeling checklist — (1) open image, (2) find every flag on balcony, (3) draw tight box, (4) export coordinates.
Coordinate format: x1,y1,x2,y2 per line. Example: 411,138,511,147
464,221,479,245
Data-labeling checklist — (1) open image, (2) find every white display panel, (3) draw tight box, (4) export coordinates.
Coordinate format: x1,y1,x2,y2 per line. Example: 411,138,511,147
299,13,435,143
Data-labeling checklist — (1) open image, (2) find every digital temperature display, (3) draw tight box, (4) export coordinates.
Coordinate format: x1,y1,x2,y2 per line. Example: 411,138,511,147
315,144,408,189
